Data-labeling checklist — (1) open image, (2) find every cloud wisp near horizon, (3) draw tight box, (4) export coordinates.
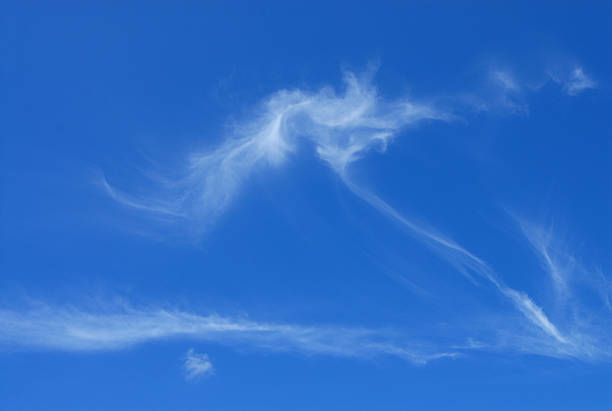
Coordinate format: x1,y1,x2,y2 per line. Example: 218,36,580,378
0,302,457,365
8,66,607,365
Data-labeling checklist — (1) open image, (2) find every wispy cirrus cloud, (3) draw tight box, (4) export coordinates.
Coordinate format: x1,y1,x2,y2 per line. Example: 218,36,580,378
513,216,571,299
344,182,568,347
100,66,607,363
460,63,597,114
102,70,447,231
0,302,456,365
103,70,566,346
486,69,529,113
507,214,612,358
102,64,596,228
553,67,597,96
0,296,608,363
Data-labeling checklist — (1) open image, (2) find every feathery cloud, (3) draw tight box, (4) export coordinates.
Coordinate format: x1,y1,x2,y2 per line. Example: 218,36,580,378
103,70,447,232
507,214,612,359
513,216,571,298
99,67,608,362
563,67,597,96
344,183,568,346
0,302,456,365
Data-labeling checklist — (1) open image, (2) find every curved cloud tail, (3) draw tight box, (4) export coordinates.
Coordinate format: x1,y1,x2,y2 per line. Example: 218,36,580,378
341,175,567,345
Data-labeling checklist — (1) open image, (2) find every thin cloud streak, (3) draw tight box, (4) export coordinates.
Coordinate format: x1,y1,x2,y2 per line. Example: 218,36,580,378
341,179,568,345
101,177,184,218
514,216,570,299
0,303,455,365
509,215,612,356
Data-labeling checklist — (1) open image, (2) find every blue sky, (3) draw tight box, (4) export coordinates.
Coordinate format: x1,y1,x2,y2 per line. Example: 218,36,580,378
2,2,611,410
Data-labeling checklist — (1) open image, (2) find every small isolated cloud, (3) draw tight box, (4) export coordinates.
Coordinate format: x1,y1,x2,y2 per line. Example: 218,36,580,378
548,66,596,96
564,67,596,96
183,349,214,380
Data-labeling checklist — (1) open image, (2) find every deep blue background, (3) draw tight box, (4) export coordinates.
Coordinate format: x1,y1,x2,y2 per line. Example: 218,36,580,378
2,2,611,410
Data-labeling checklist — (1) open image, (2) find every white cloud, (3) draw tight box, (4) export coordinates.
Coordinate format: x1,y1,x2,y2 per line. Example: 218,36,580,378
344,182,568,347
513,216,570,298
463,64,597,114
102,70,447,232
101,64,596,230
564,67,596,96
0,302,455,365
101,177,183,218
547,66,596,96
0,298,608,362
457,68,529,114
492,70,520,92
184,349,214,380
505,214,612,358
99,67,609,362
103,69,567,346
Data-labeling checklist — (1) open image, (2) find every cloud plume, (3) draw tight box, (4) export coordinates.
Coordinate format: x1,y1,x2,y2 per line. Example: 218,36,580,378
103,70,446,230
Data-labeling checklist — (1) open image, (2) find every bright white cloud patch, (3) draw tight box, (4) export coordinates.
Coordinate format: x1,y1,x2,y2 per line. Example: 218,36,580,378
184,349,214,380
